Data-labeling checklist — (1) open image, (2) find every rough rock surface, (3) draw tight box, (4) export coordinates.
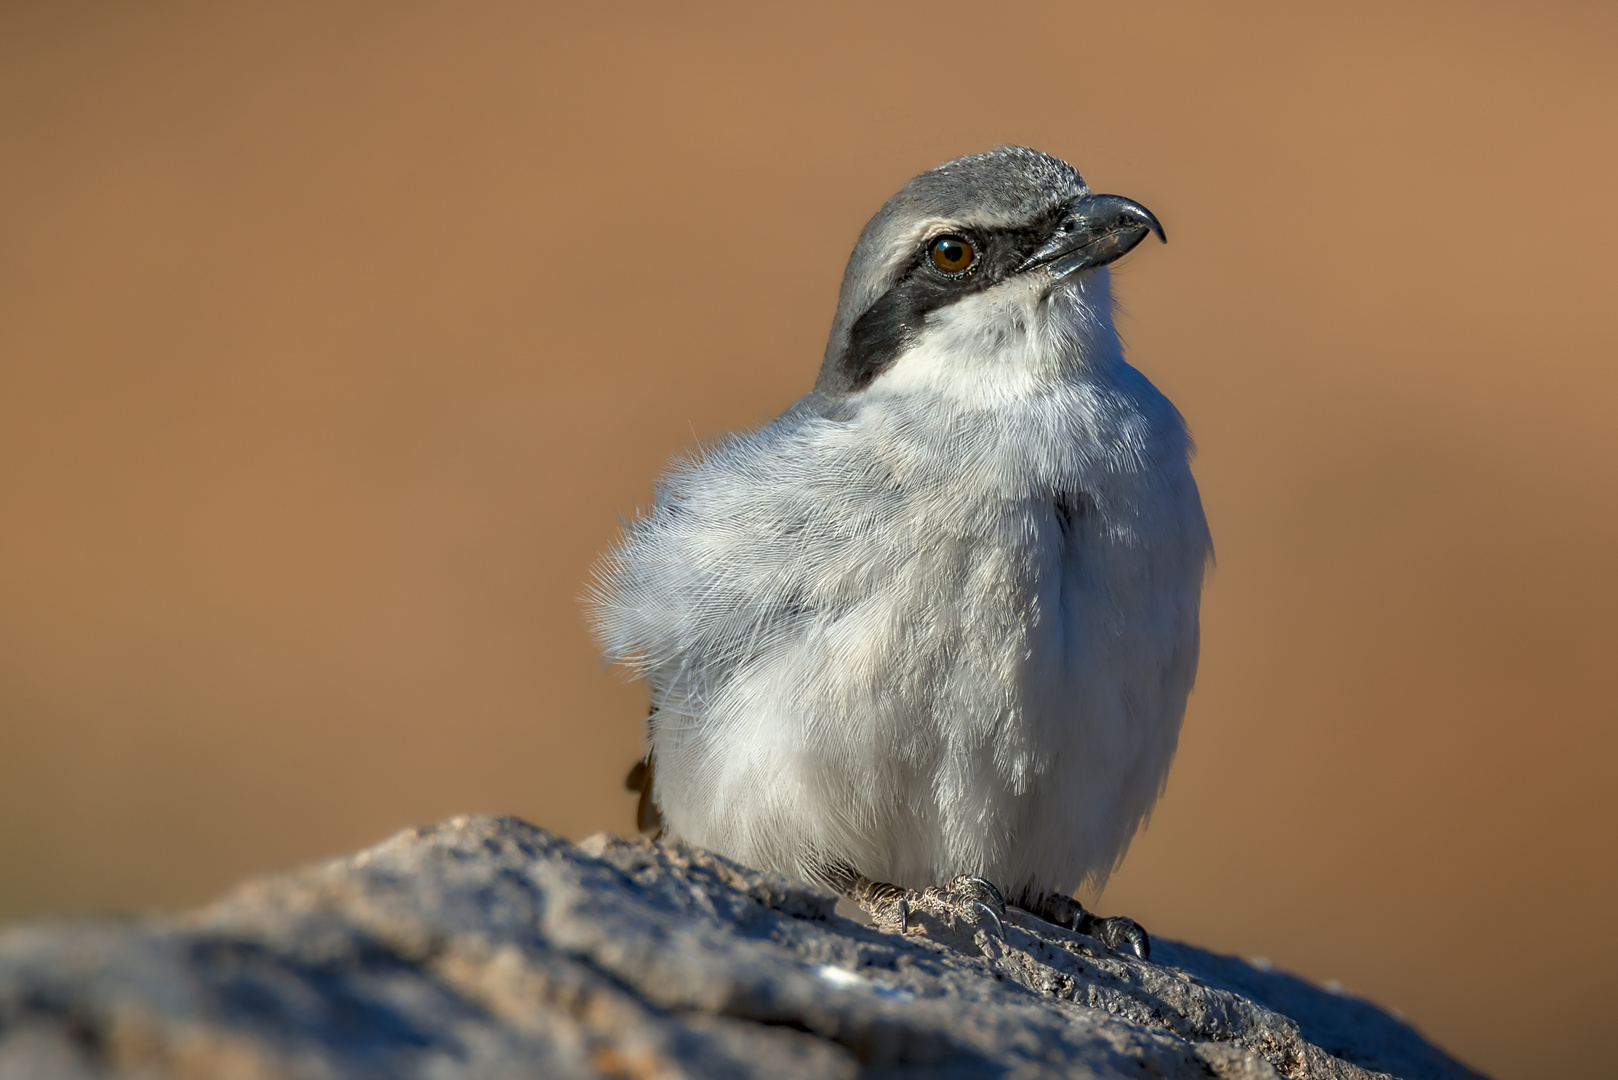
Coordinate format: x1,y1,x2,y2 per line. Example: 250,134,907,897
0,815,1486,1080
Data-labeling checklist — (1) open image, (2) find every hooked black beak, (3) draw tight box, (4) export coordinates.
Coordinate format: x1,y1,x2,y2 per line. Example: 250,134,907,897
1016,193,1166,281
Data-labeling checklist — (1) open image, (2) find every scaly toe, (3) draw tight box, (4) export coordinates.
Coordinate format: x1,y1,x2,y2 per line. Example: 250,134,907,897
1031,892,1085,931
947,875,1007,915
1095,916,1151,960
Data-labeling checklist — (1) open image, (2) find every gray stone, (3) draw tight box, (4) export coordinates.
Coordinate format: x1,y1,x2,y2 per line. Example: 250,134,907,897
0,815,1487,1079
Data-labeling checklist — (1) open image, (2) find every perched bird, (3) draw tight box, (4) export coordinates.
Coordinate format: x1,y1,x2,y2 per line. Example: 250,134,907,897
591,147,1211,957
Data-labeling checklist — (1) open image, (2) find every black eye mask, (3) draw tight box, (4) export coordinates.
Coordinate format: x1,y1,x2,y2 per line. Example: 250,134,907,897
825,221,1051,394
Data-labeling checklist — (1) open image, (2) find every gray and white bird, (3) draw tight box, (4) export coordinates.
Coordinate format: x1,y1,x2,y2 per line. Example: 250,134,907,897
591,147,1211,956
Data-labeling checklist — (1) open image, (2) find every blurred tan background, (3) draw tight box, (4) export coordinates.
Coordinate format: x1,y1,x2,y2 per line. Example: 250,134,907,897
1,2,1614,1076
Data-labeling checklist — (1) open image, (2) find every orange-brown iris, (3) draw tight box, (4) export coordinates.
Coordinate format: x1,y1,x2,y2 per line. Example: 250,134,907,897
929,235,976,275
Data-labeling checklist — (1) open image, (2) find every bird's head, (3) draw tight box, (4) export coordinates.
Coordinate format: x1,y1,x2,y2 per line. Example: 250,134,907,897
815,146,1164,401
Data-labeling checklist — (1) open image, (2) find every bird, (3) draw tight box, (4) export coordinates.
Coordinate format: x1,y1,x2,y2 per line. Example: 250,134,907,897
590,146,1211,958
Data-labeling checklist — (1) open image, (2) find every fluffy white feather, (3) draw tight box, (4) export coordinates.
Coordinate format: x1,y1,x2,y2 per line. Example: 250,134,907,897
590,260,1211,903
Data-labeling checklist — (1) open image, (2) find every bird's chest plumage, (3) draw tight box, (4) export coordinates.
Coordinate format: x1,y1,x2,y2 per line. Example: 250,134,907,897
771,386,1201,892
596,358,1209,897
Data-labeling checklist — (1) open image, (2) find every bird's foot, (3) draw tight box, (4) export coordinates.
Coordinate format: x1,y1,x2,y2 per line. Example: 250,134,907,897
1029,893,1151,961
852,875,1007,950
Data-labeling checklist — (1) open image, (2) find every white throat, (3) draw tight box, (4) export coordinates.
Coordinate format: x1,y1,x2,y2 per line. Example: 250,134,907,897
864,269,1122,409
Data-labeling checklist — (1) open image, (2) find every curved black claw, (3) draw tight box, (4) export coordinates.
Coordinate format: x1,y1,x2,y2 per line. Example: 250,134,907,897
951,876,1007,914
844,872,1013,943
969,900,1005,939
1091,915,1150,961
1029,893,1151,960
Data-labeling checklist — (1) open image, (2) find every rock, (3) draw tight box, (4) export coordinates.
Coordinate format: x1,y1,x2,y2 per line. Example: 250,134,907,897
0,815,1486,1080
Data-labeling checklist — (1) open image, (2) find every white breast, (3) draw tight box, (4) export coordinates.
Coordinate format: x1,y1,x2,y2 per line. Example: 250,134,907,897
591,273,1211,901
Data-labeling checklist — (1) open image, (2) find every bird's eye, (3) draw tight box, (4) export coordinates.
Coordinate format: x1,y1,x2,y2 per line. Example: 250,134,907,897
929,235,977,275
